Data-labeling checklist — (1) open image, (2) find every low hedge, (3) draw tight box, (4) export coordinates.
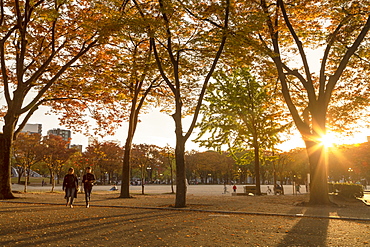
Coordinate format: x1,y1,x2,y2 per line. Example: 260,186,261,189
18,181,30,185
328,182,364,198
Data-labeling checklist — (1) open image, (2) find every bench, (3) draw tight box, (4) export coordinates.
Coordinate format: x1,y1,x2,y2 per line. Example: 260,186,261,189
231,185,257,196
232,192,249,196
232,185,267,196
274,186,283,195
244,185,256,194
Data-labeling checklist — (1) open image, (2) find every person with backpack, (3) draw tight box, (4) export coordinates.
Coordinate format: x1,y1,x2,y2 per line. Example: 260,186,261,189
62,167,79,208
82,167,96,208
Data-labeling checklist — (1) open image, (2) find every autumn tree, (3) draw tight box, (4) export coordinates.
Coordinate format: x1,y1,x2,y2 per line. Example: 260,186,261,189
38,134,76,192
230,0,370,204
0,0,120,199
96,141,124,185
186,151,220,184
133,0,230,207
130,144,161,194
38,0,164,198
327,142,370,183
81,142,102,175
346,143,370,183
12,132,42,192
185,150,235,184
196,68,288,194
117,29,163,198
66,150,86,179
82,140,121,183
159,145,176,193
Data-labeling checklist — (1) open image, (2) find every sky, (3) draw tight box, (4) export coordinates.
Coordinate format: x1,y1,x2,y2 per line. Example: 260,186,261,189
16,104,369,153
1,86,369,152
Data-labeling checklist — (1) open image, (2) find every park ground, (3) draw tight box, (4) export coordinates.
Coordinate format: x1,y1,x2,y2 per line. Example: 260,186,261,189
1,184,370,246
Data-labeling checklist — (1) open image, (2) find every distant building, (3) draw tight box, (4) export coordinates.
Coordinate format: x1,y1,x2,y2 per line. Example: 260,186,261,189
47,128,71,143
21,123,42,135
71,144,83,152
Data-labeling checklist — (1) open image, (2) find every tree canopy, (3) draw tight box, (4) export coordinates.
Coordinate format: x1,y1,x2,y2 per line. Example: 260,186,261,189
225,0,370,204
2,0,370,206
196,68,289,194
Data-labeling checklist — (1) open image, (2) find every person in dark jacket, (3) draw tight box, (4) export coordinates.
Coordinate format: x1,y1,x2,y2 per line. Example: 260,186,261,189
82,167,95,208
62,167,79,208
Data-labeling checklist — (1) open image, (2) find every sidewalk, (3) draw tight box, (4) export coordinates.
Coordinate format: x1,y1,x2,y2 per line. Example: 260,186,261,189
1,191,370,246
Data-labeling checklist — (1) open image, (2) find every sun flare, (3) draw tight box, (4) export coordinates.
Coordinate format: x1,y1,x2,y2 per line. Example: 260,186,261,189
319,134,334,147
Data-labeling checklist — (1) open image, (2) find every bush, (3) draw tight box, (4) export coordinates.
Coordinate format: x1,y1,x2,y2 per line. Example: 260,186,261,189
328,183,364,198
18,181,30,185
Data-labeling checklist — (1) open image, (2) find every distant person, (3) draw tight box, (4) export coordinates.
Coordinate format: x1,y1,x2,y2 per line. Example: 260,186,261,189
275,184,282,195
82,167,95,208
266,186,272,194
223,183,229,194
62,167,79,208
109,184,118,191
233,184,237,192
296,183,301,194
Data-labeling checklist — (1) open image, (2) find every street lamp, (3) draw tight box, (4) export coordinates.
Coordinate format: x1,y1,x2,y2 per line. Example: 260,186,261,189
146,166,152,184
348,168,353,183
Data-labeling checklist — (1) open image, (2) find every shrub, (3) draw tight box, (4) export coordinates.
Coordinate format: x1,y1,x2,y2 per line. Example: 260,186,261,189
328,183,364,198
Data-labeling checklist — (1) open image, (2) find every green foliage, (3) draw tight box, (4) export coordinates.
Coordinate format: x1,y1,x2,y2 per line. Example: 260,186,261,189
196,67,289,153
329,183,364,198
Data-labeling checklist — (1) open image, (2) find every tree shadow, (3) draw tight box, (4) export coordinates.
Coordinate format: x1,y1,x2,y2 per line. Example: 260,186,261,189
277,206,330,246
277,195,370,246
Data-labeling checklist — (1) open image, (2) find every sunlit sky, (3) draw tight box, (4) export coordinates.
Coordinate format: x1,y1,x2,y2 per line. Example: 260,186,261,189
1,41,368,152
2,47,369,151
16,105,370,152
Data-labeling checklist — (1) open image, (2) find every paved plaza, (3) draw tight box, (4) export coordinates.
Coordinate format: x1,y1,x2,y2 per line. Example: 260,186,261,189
2,183,369,246
11,183,305,195
11,183,370,201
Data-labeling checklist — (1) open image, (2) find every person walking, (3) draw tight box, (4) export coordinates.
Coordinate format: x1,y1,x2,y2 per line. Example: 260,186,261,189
223,182,229,194
266,186,272,194
295,183,301,194
62,168,79,208
233,184,237,193
82,167,95,208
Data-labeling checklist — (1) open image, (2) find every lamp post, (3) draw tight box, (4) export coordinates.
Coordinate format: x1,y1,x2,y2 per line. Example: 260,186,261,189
348,168,353,183
146,166,152,184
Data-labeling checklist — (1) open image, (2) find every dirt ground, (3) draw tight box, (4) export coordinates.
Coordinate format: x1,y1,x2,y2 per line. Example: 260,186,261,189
1,191,370,247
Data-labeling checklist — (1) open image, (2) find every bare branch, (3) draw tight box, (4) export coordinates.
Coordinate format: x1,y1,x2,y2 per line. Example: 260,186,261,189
278,0,316,100
184,0,230,141
325,15,370,106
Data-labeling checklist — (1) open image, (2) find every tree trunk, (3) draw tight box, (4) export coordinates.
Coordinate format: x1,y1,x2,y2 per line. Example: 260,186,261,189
141,164,145,195
51,171,55,192
120,105,136,198
119,92,142,198
305,140,330,204
24,168,29,193
120,139,132,198
17,172,22,184
0,133,15,199
170,158,174,194
174,137,186,208
254,145,262,195
49,168,53,185
173,110,187,208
